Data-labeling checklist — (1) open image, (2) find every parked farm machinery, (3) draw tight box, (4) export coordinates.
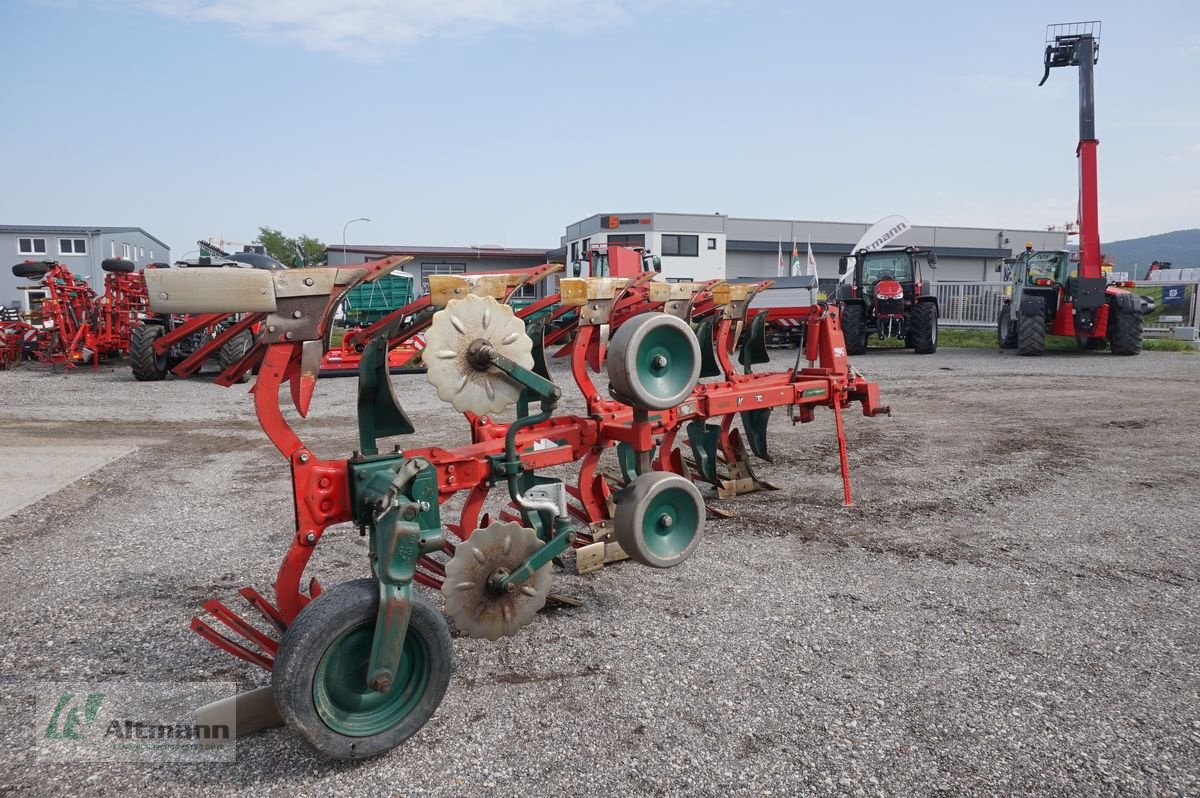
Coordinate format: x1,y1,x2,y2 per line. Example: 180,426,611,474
8,258,147,368
146,247,889,759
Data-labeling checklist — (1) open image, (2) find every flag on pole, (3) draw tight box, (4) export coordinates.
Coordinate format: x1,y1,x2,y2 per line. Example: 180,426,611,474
790,239,802,276
777,238,785,277
806,235,817,278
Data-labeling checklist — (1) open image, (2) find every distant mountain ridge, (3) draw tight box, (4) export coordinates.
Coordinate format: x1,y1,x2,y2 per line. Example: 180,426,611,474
1101,229,1199,277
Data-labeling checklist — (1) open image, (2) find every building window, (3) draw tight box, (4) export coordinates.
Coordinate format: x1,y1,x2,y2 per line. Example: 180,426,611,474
17,237,47,255
58,238,87,255
123,243,132,260
139,247,145,258
662,234,699,257
149,249,154,259
570,241,579,263
707,238,717,250
110,242,116,258
608,234,646,248
419,262,466,293
513,282,538,299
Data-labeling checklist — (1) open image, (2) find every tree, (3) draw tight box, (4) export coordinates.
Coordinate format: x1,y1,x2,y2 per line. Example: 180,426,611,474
257,226,327,268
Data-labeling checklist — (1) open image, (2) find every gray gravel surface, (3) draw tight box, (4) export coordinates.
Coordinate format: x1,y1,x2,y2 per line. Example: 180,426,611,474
0,348,1198,797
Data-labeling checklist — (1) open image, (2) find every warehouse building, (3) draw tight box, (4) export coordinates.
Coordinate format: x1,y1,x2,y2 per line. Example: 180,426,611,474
1,225,169,310
557,213,1069,285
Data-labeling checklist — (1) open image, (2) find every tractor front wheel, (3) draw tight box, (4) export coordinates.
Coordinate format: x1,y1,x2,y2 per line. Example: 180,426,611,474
840,304,867,356
910,301,938,354
272,579,452,760
1108,298,1143,356
997,304,1017,349
130,325,168,381
1017,298,1046,357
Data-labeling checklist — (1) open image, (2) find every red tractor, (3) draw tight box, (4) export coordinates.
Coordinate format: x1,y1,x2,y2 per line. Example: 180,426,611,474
996,22,1142,356
833,246,940,355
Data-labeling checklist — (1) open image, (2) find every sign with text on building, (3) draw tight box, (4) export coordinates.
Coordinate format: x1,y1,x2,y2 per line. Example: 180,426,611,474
601,216,652,229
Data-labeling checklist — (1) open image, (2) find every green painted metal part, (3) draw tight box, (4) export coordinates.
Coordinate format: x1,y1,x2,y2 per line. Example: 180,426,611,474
313,617,432,737
498,514,573,590
525,317,552,382
632,321,697,403
739,408,772,462
640,482,702,561
347,456,443,695
696,319,721,378
616,440,659,484
738,312,770,372
685,420,720,484
356,327,414,456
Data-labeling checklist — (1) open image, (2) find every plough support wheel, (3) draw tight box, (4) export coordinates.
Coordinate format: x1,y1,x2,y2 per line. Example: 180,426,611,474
272,579,452,760
614,471,705,569
607,312,700,410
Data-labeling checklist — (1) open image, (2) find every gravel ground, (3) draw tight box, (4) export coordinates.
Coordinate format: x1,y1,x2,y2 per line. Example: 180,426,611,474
0,347,1198,797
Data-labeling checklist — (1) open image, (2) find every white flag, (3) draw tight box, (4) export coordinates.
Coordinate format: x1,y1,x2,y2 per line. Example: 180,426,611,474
806,235,817,278
777,238,785,277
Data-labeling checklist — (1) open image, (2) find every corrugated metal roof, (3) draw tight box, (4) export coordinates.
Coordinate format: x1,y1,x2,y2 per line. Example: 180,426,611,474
0,225,170,251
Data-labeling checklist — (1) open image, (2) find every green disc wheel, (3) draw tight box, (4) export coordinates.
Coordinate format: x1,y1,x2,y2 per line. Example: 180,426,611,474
614,471,706,568
607,312,701,410
272,579,452,760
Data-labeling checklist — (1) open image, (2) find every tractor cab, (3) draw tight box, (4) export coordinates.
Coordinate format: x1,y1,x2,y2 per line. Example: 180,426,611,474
572,244,661,279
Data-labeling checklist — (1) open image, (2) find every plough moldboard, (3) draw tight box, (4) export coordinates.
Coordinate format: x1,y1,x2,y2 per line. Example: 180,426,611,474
150,247,890,759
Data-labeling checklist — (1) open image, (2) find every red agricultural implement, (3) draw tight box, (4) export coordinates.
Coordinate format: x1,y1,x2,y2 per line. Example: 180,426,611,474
9,258,147,368
147,247,889,758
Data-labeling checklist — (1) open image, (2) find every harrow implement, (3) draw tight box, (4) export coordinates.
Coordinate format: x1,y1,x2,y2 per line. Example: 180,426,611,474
9,258,147,368
148,247,889,759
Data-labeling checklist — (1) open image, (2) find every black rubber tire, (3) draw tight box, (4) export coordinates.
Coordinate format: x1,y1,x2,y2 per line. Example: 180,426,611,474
217,330,252,383
272,579,452,760
101,258,135,274
130,325,168,381
909,301,938,354
997,304,1017,349
840,303,867,355
12,261,52,279
1017,298,1046,357
1108,299,1143,356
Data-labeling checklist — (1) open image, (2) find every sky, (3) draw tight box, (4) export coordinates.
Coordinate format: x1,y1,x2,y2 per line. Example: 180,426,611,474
1,0,1197,259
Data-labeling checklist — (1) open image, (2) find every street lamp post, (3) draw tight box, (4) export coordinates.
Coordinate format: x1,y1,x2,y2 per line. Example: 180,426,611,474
342,217,370,264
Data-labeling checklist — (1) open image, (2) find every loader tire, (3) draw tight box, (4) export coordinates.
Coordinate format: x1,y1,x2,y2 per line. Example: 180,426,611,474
910,301,938,354
217,330,252,382
1017,298,1046,357
997,303,1018,349
1108,298,1143,356
840,303,867,355
130,325,168,381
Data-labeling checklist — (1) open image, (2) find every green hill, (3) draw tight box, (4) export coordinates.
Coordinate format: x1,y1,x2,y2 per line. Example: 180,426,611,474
1101,229,1200,278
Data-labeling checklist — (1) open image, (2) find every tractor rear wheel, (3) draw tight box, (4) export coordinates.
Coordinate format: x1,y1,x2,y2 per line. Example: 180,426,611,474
130,325,168,381
273,579,452,760
997,304,1018,349
840,304,867,355
909,301,938,354
217,330,252,382
1017,298,1046,357
1108,298,1143,356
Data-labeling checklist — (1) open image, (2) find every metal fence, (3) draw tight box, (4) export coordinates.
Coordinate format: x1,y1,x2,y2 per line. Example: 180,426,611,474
935,282,1007,328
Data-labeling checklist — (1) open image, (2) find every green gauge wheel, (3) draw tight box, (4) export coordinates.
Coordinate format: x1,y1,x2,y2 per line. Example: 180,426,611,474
272,579,452,760
607,313,700,410
614,471,706,568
